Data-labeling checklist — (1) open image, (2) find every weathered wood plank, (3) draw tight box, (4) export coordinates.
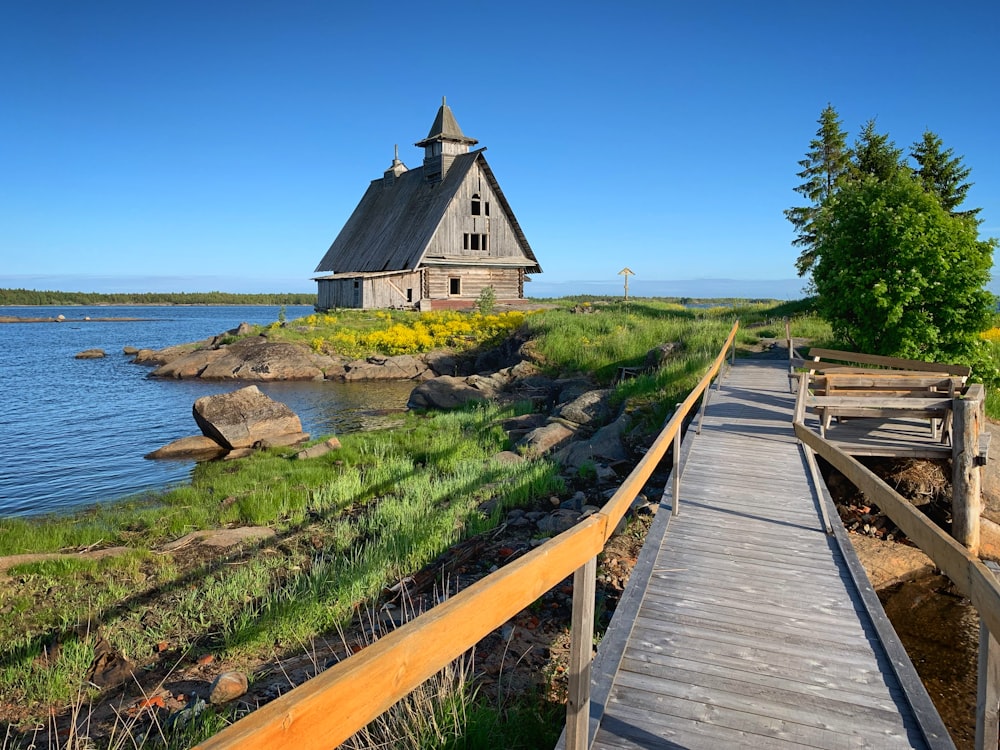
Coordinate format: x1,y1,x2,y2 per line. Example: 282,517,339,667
586,359,949,750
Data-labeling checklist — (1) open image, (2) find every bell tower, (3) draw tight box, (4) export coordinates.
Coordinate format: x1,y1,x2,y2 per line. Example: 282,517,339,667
415,96,478,183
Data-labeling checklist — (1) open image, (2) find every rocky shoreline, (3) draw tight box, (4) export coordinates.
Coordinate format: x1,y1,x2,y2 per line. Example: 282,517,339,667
132,322,662,475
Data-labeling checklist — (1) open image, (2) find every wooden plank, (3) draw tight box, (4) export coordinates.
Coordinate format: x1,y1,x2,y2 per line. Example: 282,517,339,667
589,359,950,750
798,423,1000,646
807,347,971,376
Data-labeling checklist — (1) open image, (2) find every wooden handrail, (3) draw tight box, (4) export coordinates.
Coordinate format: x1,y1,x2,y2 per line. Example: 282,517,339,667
795,416,1000,750
196,321,740,750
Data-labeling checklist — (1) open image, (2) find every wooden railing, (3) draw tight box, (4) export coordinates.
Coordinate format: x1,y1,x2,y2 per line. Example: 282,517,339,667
794,400,1000,749
194,322,741,750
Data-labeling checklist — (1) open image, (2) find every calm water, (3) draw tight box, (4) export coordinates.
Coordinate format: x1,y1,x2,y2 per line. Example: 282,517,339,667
0,306,415,518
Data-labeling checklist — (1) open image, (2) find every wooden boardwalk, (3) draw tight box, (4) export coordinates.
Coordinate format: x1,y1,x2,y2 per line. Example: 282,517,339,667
569,359,954,749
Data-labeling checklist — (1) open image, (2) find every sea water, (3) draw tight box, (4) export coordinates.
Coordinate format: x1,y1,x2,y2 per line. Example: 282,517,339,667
0,306,414,518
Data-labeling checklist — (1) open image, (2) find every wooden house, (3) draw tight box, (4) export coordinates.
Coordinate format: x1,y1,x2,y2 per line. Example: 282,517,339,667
313,98,541,310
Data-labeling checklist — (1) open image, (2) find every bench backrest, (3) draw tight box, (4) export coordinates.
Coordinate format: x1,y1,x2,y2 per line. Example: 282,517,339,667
806,347,971,378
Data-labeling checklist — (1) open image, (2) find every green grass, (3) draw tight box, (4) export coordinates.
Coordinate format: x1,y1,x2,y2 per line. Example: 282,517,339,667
0,403,564,720
1,296,850,745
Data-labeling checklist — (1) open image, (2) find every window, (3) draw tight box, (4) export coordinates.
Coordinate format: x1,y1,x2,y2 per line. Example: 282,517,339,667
471,193,481,216
463,233,470,250
406,288,413,303
470,234,480,251
450,277,461,295
353,280,360,289
485,201,490,216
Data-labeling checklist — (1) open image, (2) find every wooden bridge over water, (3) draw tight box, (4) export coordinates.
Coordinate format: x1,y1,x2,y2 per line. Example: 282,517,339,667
200,327,1000,750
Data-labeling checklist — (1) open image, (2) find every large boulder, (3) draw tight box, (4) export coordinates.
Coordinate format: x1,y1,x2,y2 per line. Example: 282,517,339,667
518,420,578,456
193,386,306,450
554,413,632,469
196,341,333,381
408,376,490,410
556,389,613,427
343,355,429,382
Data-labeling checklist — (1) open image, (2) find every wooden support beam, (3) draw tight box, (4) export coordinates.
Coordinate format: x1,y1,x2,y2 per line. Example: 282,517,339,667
954,397,983,554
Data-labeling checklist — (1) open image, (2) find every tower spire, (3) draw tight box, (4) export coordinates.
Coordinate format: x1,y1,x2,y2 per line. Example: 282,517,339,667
415,97,477,182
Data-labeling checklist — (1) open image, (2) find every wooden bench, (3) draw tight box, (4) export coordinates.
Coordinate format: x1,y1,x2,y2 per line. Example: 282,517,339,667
792,348,972,441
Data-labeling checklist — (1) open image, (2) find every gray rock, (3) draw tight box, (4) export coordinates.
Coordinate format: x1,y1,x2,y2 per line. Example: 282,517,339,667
556,389,613,426
150,348,228,377
193,386,304,450
295,437,343,459
555,413,631,468
646,342,682,367
424,351,466,377
518,420,577,456
208,671,248,704
491,450,526,465
537,509,580,535
198,341,330,381
145,435,227,460
75,348,106,359
343,354,429,381
554,378,598,406
166,697,206,730
407,376,490,410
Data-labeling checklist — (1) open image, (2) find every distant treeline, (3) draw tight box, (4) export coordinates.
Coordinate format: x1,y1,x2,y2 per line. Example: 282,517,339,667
0,289,317,306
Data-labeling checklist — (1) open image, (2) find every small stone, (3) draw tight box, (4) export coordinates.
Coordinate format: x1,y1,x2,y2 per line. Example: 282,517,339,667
209,671,248,704
75,348,106,359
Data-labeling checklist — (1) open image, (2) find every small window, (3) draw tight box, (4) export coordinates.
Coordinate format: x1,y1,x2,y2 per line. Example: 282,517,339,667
471,194,481,216
406,288,413,303
450,277,461,296
353,280,360,289
482,234,488,252
463,233,470,250
470,234,480,251
485,201,490,216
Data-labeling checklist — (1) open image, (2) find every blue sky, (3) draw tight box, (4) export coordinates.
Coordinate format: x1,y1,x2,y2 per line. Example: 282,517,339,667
2,1,997,299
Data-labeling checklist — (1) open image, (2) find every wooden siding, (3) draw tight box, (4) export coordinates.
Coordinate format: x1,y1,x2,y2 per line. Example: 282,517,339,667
425,266,521,300
316,271,422,310
423,160,533,265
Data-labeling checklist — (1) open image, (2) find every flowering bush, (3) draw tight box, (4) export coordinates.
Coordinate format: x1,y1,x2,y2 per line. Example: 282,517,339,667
982,328,1000,344
306,310,527,357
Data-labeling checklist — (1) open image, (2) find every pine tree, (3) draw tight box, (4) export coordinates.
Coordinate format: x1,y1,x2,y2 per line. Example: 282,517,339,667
911,130,978,218
849,119,905,182
785,104,851,277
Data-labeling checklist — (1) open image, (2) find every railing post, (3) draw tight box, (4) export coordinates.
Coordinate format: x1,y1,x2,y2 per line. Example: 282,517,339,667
565,556,597,750
953,396,982,554
672,403,682,516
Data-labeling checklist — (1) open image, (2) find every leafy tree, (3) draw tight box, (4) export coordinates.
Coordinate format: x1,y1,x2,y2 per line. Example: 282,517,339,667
785,104,852,277
911,130,979,218
850,119,905,182
811,170,995,361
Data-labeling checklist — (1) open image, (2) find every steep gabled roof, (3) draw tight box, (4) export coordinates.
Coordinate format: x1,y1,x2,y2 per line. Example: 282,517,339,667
314,150,540,275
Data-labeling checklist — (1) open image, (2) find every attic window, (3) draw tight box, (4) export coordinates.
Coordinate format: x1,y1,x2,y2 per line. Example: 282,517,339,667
471,194,481,216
